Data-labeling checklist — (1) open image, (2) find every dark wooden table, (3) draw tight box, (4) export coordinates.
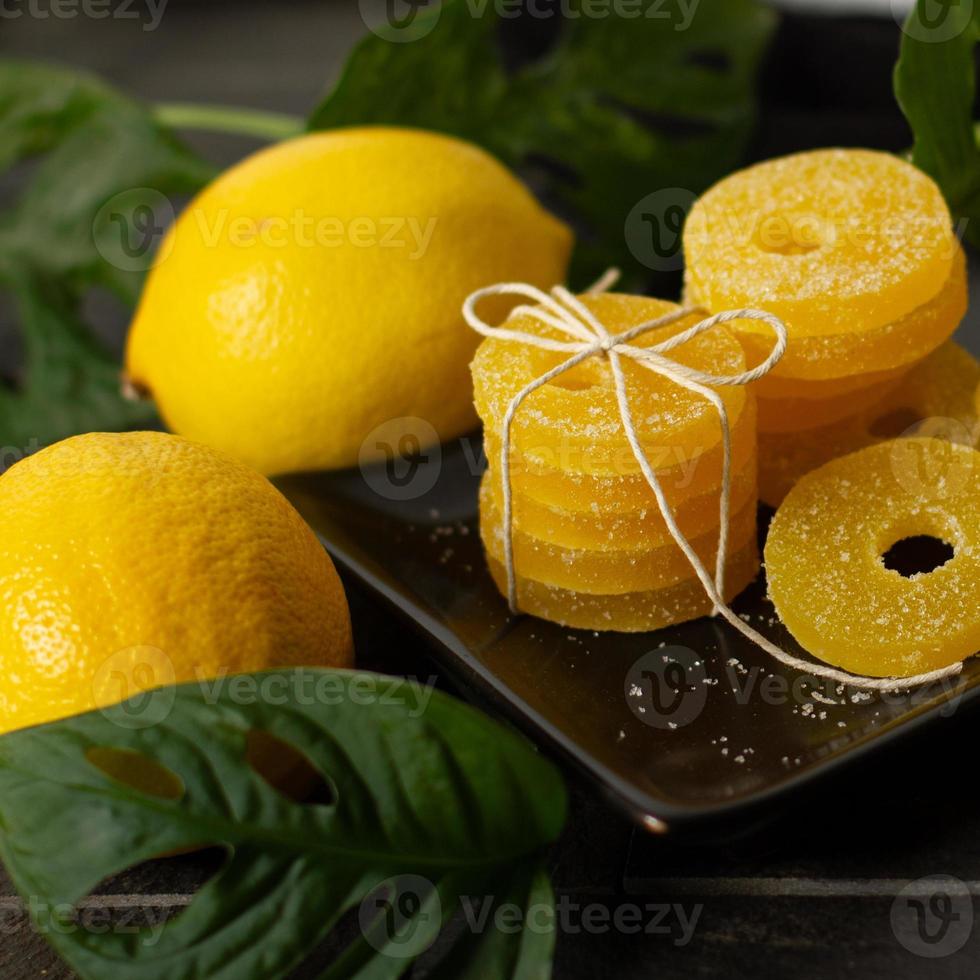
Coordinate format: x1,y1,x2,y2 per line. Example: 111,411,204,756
2,2,980,977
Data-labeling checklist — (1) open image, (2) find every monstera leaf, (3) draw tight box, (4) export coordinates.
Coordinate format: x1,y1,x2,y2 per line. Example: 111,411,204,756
0,669,566,979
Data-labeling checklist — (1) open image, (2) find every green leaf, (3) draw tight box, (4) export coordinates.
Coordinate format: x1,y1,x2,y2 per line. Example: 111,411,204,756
426,862,557,980
894,0,980,244
308,0,776,287
0,60,215,456
0,668,566,980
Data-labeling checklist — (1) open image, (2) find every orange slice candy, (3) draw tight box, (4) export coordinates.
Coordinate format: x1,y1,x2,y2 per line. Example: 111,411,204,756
766,438,980,678
759,342,980,506
480,474,757,595
484,457,757,551
483,394,758,513
485,539,759,632
726,243,967,382
756,369,905,434
472,292,747,460
684,149,956,346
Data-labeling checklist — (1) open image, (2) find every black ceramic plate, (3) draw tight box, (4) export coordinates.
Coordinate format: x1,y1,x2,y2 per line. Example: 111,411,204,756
276,436,980,835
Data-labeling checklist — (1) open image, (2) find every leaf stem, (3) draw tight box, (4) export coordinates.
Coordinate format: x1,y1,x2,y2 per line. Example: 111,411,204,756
153,102,304,141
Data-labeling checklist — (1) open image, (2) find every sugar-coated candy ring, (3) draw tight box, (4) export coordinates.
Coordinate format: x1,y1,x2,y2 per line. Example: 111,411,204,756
684,149,955,341
483,394,758,513
480,475,757,595
472,292,747,457
726,244,967,382
485,539,760,632
758,342,980,506
766,438,980,677
753,362,909,401
757,370,904,434
485,458,758,552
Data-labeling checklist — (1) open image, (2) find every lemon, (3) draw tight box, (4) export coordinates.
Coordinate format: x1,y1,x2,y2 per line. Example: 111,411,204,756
0,431,353,734
126,127,573,475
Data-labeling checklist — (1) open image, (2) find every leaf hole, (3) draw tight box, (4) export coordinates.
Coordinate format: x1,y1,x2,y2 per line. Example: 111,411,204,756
245,730,336,807
69,846,229,941
881,535,955,577
598,94,718,140
86,746,185,801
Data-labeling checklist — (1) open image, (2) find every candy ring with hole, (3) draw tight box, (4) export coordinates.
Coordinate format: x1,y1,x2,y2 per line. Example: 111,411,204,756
725,244,967,382
480,473,758,592
483,458,758,551
481,393,757,511
683,149,958,362
485,541,760,633
471,293,748,459
765,438,980,678
758,342,980,506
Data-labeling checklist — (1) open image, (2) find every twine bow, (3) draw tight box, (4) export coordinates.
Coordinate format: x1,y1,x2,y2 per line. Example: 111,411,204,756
463,271,964,693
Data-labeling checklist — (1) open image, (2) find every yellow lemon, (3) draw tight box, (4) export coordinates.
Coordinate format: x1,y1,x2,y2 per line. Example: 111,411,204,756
126,127,573,475
0,431,353,734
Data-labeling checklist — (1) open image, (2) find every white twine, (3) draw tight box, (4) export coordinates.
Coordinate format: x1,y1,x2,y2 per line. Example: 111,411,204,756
463,271,965,693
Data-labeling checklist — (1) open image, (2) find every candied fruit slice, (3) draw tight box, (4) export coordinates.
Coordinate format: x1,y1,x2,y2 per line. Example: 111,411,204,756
486,457,757,551
480,474,757,595
757,370,904,434
759,342,980,506
754,362,910,401
684,149,955,340
472,292,747,459
483,393,757,513
724,244,967,382
485,538,760,632
766,438,980,677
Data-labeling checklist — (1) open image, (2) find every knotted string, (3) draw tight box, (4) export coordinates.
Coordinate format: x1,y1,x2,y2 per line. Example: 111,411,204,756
463,271,965,693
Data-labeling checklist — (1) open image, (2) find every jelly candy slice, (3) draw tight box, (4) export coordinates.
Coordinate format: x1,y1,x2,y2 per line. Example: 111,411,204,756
757,370,903,434
472,292,747,459
485,456,757,551
485,538,759,632
766,438,980,677
692,242,966,383
480,474,757,595
684,149,955,340
759,342,980,506
482,393,757,513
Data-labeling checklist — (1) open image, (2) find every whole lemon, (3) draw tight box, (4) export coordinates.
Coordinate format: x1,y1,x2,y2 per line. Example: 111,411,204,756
126,127,573,475
0,431,353,734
